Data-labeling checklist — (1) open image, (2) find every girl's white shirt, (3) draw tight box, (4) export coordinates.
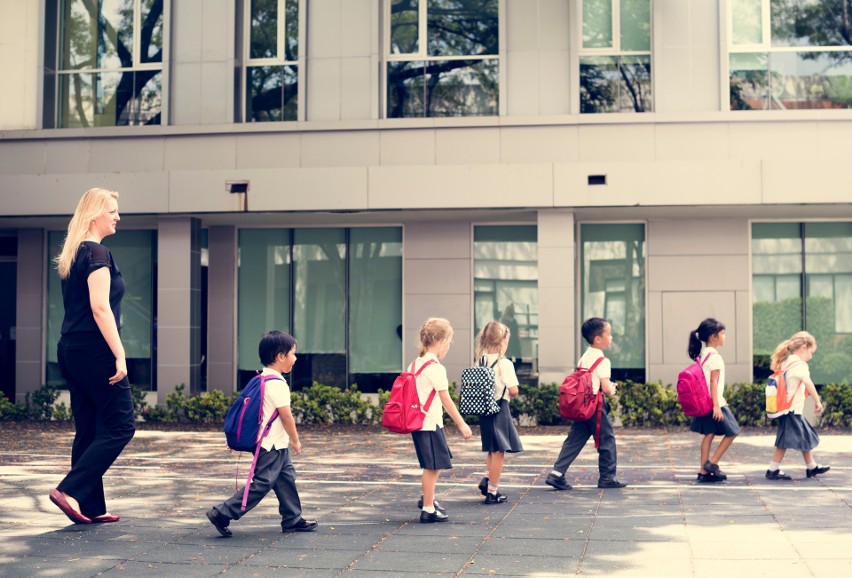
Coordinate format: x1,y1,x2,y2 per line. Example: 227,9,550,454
699,346,727,407
579,347,611,395
781,353,810,415
411,352,449,431
482,353,520,401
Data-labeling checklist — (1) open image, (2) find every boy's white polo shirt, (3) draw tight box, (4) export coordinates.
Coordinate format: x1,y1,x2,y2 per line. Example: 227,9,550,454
579,347,610,395
259,367,291,450
411,352,448,431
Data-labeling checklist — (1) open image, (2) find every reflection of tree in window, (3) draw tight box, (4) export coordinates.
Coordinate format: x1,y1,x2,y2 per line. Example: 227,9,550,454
246,0,299,122
387,0,498,118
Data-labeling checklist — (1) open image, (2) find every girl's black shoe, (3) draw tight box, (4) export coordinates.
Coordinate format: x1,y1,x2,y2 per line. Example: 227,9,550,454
420,509,449,523
765,469,792,480
478,477,489,496
416,496,446,514
697,472,723,483
483,492,508,505
806,465,830,478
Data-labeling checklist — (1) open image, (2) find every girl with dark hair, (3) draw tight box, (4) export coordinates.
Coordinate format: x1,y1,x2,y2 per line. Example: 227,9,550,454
687,318,741,483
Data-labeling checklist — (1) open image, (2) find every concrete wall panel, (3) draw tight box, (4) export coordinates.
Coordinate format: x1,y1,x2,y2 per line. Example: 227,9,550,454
500,126,578,164
648,255,750,292
301,131,379,167
236,133,302,169
404,222,471,259
405,259,471,295
436,128,500,166
379,130,436,166
649,218,748,257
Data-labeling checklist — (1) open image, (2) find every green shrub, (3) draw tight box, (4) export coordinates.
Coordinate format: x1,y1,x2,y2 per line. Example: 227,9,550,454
183,389,231,424
51,402,72,421
130,385,149,420
292,383,378,425
513,382,561,426
818,383,852,427
0,393,28,421
613,381,690,427
725,382,770,427
26,384,60,421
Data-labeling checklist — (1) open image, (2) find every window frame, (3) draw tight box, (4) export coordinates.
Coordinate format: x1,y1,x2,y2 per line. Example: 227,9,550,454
240,0,307,122
51,0,169,128
381,0,506,118
574,0,654,114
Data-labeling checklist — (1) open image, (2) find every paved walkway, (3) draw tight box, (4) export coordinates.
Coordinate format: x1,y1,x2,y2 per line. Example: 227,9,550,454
0,423,849,577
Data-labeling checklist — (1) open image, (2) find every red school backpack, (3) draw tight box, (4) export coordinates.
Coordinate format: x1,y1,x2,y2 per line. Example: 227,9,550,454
559,357,605,447
381,359,438,434
676,353,714,417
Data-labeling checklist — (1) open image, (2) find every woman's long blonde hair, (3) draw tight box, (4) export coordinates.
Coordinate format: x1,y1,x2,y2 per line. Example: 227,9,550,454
476,320,508,361
770,331,816,371
55,188,119,279
418,317,453,356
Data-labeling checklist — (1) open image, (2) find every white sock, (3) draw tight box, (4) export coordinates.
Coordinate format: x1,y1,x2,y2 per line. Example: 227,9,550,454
550,470,562,477
422,505,435,513
768,461,780,471
806,462,817,470
488,484,498,494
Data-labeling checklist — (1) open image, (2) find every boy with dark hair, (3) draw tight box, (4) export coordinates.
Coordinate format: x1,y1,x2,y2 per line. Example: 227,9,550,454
545,317,627,491
206,330,317,537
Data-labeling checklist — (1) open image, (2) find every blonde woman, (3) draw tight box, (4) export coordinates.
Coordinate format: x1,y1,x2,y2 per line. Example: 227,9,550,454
765,331,830,481
49,188,135,525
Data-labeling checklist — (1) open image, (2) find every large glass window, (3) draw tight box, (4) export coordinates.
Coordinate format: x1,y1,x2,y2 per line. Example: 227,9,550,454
579,0,652,113
473,226,538,383
580,224,646,381
47,230,157,389
243,0,302,121
386,0,499,118
752,222,852,384
729,0,852,110
237,228,402,391
56,0,163,127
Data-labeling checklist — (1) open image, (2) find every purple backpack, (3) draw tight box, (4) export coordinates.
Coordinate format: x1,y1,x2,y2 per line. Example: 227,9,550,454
223,374,282,509
676,353,714,417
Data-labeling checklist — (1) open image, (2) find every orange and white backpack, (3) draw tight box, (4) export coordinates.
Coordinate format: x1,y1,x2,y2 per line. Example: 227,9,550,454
765,361,804,419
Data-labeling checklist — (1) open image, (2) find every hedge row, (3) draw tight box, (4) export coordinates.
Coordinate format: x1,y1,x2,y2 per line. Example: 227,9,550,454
2,381,851,428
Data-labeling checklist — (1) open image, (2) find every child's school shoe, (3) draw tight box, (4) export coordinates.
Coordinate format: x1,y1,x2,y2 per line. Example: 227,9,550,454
478,477,489,496
806,464,831,478
282,518,318,532
416,496,446,514
206,508,232,538
697,472,724,483
765,469,792,480
420,509,449,523
703,461,728,480
597,478,627,489
545,473,572,491
483,492,508,505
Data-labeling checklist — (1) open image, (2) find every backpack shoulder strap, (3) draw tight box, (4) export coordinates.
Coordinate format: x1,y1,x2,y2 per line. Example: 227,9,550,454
413,358,437,376
699,352,714,366
587,356,605,372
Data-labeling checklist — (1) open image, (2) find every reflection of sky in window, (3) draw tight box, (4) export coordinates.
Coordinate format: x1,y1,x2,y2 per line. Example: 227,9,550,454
473,262,538,281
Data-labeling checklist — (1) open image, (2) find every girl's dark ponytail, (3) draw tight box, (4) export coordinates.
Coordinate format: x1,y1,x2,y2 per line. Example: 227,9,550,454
688,318,726,360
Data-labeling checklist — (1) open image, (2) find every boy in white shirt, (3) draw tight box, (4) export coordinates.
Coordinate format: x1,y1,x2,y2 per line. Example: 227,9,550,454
207,330,317,536
546,318,627,490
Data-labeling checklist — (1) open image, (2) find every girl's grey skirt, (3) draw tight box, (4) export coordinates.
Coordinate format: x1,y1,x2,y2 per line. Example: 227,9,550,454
690,406,741,436
412,427,453,470
774,413,820,452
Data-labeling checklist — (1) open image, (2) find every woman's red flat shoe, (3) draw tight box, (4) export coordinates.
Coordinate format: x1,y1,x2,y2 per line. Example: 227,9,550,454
91,513,120,523
49,489,92,524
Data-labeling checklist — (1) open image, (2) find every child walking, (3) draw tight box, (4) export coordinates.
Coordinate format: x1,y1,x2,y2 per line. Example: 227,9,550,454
411,317,472,523
475,321,524,505
688,318,740,483
765,331,830,480
206,330,317,537
545,317,627,491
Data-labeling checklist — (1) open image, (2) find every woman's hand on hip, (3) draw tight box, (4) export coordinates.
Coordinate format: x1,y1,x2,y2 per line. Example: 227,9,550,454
109,357,128,385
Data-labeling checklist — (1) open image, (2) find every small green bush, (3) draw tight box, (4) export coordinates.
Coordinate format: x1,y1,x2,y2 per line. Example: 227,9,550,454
819,383,852,427
292,383,378,425
26,385,60,421
51,402,72,421
130,385,149,420
725,382,770,427
0,393,28,421
613,381,690,427
513,382,561,426
183,389,232,424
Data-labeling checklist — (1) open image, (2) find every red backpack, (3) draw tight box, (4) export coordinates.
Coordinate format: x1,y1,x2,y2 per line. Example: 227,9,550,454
559,357,605,447
381,359,437,434
676,353,714,417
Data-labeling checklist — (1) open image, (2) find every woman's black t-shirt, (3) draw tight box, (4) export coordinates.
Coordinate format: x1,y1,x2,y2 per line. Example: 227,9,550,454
60,241,125,336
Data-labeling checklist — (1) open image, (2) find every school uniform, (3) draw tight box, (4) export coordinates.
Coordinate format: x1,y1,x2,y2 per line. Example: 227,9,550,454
552,347,618,481
213,367,304,529
478,354,523,453
410,353,453,470
774,354,820,452
689,346,741,437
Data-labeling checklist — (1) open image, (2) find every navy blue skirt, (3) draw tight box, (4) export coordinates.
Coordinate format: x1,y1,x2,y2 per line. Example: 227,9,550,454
774,413,820,452
412,427,453,470
690,406,741,436
479,399,524,453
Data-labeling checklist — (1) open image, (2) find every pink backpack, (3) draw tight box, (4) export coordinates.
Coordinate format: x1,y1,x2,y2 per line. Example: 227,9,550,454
676,353,714,417
381,359,437,434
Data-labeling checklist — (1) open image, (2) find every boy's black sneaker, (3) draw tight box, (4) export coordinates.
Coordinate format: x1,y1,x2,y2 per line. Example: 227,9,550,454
416,496,446,514
420,509,449,523
545,473,572,491
206,508,232,538
478,477,489,496
282,518,318,532
597,479,627,489
697,472,724,483
703,461,728,480
806,464,830,478
483,492,508,505
765,469,792,480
